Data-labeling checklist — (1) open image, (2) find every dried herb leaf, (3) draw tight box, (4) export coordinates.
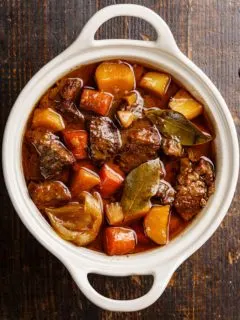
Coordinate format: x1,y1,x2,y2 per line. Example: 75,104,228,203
145,108,212,146
121,159,161,221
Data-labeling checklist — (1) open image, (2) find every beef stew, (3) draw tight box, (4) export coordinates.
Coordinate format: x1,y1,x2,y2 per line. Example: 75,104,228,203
22,60,215,256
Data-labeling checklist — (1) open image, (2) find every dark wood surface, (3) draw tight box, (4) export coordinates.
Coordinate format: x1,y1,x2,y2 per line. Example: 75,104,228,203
1,1,239,319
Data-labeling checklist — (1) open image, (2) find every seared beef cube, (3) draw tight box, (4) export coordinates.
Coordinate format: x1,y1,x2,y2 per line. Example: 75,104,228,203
55,100,84,122
28,181,71,208
118,125,161,172
161,137,183,157
174,157,215,221
195,157,215,191
28,130,75,179
155,180,176,205
59,78,83,101
89,117,121,162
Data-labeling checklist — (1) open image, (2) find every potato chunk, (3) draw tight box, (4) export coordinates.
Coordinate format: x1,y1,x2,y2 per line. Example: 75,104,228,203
95,61,135,97
169,89,203,120
71,167,101,197
117,110,134,128
32,108,65,132
144,205,170,245
105,202,124,226
140,72,171,97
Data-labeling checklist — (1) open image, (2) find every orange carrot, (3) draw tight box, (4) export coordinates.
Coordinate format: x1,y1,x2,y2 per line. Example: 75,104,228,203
99,163,124,198
104,227,136,255
80,89,113,116
63,129,88,159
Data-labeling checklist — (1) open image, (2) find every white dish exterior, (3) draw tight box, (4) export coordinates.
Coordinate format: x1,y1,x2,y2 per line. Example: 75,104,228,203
2,4,239,312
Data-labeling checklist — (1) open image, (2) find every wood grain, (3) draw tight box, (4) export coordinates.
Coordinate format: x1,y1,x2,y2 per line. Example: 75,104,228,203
0,0,239,319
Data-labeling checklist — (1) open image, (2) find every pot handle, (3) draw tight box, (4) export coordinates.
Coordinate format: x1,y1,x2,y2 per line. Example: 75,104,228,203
68,4,179,54
67,263,176,312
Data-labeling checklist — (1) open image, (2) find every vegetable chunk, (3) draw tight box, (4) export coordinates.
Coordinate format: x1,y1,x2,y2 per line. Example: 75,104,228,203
105,202,124,225
32,108,65,132
117,110,134,128
71,167,101,197
99,163,124,198
80,89,113,116
140,72,171,97
46,192,103,246
169,89,203,120
144,205,170,245
63,129,88,159
104,227,136,255
95,61,135,97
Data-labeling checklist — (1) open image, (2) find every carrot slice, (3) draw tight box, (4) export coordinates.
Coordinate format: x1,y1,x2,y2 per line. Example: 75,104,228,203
104,227,136,255
63,129,88,159
80,88,113,116
99,163,124,198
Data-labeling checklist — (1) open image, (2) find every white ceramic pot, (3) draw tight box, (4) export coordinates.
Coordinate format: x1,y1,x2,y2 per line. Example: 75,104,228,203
2,4,239,312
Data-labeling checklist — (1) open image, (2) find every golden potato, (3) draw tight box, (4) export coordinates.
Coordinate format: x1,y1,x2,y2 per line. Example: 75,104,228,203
95,61,135,97
117,111,134,128
144,205,170,245
140,72,171,97
169,89,203,120
105,202,124,226
32,107,65,131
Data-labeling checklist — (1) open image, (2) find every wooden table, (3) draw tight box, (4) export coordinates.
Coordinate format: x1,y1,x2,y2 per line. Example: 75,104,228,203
1,1,239,319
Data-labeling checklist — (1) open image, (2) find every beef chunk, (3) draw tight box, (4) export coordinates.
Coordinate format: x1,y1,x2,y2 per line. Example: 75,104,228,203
118,122,161,172
55,100,84,122
174,157,215,220
195,157,215,192
28,181,71,208
28,130,75,179
155,180,176,205
59,78,83,101
161,137,183,157
89,117,121,162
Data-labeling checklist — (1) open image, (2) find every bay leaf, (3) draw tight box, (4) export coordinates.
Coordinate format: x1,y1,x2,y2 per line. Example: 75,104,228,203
145,108,212,146
121,159,161,221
